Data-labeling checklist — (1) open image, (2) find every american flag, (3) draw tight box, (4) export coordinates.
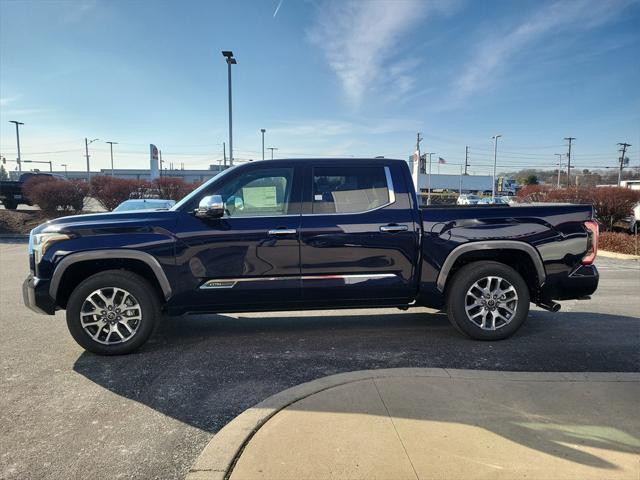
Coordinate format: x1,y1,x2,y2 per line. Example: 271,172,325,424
438,157,446,164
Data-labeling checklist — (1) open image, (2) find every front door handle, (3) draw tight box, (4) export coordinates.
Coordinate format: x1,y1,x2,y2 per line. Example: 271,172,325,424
268,228,297,236
379,224,409,233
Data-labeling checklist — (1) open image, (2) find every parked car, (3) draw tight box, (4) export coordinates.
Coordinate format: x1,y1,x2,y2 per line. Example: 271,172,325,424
457,194,481,205
113,199,176,212
478,197,510,205
23,158,599,355
622,202,640,232
0,172,65,210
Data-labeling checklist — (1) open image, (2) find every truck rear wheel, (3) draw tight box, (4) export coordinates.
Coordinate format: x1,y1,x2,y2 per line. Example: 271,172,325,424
446,261,530,340
66,270,161,355
3,200,18,210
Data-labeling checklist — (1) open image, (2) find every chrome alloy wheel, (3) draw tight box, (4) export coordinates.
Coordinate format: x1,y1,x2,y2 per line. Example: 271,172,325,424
465,276,518,331
80,287,142,345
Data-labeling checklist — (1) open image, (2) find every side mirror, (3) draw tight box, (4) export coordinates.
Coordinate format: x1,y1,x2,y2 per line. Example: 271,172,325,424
196,195,224,218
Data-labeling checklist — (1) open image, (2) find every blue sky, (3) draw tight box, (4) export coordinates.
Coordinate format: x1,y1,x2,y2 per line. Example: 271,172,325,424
1,0,639,175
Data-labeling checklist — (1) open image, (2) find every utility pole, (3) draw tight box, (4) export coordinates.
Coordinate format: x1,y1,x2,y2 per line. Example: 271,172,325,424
268,147,278,160
159,150,163,177
61,164,68,177
555,154,563,188
261,129,266,160
617,142,631,186
491,134,502,201
564,137,575,187
425,152,435,206
105,141,118,177
222,51,237,166
9,121,24,174
85,137,98,181
464,146,469,175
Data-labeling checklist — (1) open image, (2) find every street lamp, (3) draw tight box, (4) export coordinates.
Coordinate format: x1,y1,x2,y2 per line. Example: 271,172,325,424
267,147,278,160
222,50,237,166
60,164,68,177
261,129,266,160
491,134,502,201
85,137,99,181
105,141,118,177
9,121,24,174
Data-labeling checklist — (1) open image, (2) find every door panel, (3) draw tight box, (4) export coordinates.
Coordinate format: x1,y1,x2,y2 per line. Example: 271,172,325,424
300,164,419,302
172,165,302,311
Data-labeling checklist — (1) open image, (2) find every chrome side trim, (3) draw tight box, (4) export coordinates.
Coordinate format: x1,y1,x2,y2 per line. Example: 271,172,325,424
384,166,395,204
200,273,397,289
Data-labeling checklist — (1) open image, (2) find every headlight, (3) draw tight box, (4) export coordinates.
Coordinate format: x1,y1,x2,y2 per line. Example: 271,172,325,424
31,232,72,265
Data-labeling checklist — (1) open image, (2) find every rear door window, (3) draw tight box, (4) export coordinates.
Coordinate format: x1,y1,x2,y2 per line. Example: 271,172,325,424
312,166,391,214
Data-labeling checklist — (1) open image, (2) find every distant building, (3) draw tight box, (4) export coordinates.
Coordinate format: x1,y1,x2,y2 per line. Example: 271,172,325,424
46,165,227,183
417,173,494,193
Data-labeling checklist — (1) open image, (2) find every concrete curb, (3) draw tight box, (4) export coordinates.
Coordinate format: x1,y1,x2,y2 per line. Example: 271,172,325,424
185,368,640,480
598,250,640,260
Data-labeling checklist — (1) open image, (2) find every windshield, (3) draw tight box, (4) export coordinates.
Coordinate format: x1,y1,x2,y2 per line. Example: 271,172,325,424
114,200,172,212
171,166,238,211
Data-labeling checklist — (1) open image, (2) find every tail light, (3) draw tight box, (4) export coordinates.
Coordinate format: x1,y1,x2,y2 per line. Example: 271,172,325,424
582,220,599,265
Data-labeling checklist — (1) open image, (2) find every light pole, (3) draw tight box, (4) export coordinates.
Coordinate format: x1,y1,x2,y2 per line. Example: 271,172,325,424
9,121,24,174
268,147,278,160
555,154,563,188
105,141,118,177
261,129,266,160
491,134,502,201
60,164,68,177
222,51,237,166
85,137,99,181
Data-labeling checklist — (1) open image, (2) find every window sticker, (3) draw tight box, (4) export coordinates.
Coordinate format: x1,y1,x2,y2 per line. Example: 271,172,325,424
242,185,278,208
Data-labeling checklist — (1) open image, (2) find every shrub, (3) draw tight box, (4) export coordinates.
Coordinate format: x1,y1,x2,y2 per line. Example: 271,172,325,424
518,185,640,231
516,185,553,202
152,177,192,201
23,178,88,214
22,175,58,204
91,176,143,211
599,231,639,256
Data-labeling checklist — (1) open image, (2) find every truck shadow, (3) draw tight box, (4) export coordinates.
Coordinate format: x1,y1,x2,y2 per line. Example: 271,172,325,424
73,309,639,468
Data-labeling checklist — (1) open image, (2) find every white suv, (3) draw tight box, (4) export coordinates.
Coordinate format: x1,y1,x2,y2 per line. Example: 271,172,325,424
457,194,481,205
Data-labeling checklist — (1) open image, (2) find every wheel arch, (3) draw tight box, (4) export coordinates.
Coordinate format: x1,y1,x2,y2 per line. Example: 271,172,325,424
50,250,172,309
437,241,546,297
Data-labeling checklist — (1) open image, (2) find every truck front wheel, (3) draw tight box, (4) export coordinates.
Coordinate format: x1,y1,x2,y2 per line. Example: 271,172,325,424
66,270,161,355
446,261,530,340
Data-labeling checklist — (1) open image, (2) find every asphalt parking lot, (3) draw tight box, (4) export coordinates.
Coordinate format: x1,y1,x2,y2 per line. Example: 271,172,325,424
1,241,639,480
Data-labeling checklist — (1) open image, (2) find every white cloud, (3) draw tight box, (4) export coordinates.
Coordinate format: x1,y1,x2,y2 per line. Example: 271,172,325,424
307,0,457,106
454,0,636,101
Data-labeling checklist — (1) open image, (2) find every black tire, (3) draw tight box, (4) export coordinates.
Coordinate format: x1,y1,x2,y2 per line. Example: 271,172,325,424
446,261,530,340
3,200,18,210
66,270,161,355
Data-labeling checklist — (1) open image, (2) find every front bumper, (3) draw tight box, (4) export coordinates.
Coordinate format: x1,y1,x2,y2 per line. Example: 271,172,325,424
22,275,56,315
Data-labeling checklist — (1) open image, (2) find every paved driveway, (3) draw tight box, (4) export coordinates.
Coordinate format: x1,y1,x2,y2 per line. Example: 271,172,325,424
1,242,638,479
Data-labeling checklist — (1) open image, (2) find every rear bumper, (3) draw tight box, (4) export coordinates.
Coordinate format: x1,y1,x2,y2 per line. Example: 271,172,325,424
541,264,599,301
22,275,56,315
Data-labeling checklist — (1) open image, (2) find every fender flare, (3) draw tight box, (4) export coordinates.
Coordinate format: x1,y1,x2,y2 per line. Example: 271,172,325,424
49,249,172,301
436,240,546,292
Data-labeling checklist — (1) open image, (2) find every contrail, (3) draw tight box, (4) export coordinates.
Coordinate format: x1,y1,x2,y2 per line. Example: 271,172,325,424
273,0,284,18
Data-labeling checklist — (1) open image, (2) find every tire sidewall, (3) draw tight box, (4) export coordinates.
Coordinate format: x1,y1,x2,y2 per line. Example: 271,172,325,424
447,262,530,340
66,271,159,355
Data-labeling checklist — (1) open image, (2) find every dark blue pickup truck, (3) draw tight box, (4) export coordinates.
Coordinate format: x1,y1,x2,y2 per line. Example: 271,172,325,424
23,158,599,355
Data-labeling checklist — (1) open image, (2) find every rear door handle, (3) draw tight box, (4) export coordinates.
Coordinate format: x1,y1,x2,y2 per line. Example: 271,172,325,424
268,228,297,236
379,224,409,233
